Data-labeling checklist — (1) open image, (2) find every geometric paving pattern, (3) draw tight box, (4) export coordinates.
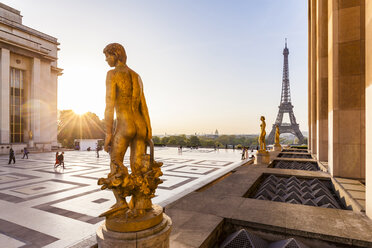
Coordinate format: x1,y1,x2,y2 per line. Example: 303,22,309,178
220,229,309,248
271,160,319,171
278,153,312,159
252,175,345,209
0,147,244,248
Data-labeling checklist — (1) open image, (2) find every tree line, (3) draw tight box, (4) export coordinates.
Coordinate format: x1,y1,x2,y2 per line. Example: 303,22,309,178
152,135,259,148
57,111,260,149
57,110,306,148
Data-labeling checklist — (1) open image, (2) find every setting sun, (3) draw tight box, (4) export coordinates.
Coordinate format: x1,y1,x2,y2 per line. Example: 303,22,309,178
73,108,87,116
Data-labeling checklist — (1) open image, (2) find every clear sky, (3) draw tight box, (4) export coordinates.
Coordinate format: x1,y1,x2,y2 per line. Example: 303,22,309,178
6,0,308,135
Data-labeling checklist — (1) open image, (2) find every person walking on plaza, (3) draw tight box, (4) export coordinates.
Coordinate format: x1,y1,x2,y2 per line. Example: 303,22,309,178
58,152,65,169
245,147,248,159
96,144,100,158
22,147,29,159
54,152,59,168
8,147,15,164
241,147,246,160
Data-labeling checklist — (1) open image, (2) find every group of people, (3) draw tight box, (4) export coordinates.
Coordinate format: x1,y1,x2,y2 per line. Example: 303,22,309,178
8,147,66,169
241,147,255,160
8,147,30,164
241,147,249,160
54,152,65,168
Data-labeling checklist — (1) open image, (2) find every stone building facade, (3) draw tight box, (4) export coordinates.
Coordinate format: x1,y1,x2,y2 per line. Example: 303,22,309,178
0,3,62,153
308,0,372,218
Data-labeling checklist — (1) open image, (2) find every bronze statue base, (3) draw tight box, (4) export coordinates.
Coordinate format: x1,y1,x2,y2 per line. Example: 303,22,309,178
273,144,282,151
97,212,172,248
255,150,270,164
106,204,163,232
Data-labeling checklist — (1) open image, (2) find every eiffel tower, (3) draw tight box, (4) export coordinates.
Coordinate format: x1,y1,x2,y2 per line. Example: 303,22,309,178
267,40,305,144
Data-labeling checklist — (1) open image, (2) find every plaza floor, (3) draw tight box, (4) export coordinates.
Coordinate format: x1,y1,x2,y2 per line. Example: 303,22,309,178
0,147,246,248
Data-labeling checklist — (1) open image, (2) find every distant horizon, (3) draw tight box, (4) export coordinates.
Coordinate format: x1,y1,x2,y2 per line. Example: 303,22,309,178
58,108,309,135
152,132,309,136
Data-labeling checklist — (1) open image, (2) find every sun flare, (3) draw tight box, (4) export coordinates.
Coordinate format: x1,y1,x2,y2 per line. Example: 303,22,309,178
73,108,87,116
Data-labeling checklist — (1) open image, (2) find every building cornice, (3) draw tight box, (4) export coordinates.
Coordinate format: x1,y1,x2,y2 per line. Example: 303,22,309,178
51,66,63,76
0,41,57,61
0,3,21,16
0,16,58,45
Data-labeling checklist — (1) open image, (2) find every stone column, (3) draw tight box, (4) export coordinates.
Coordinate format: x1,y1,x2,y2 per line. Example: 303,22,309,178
365,0,372,219
38,62,51,147
50,71,58,147
31,58,41,143
310,0,318,156
328,0,365,179
316,0,328,162
308,0,312,150
0,48,10,144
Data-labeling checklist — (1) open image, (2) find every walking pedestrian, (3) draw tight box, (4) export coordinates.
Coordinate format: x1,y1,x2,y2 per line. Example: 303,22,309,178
22,147,29,159
58,152,65,169
8,147,15,164
241,147,246,160
54,152,59,168
96,145,100,158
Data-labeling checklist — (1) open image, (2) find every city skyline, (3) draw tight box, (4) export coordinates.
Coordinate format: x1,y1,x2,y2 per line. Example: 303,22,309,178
5,0,308,135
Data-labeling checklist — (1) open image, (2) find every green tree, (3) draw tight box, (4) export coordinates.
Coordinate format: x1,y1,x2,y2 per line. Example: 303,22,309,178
152,136,161,144
161,136,170,145
217,135,230,145
199,137,215,147
188,135,201,147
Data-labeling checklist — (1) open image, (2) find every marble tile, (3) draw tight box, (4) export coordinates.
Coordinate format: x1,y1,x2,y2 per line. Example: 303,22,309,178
6,180,84,198
159,174,197,189
193,160,233,167
0,233,25,248
168,165,217,175
0,147,243,247
0,173,37,184
50,190,115,218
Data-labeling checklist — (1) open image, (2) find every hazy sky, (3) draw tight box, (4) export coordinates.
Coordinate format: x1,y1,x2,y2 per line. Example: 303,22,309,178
6,0,308,135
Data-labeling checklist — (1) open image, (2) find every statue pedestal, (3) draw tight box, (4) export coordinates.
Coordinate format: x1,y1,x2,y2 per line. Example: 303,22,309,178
28,140,34,148
255,150,270,165
97,213,172,248
273,144,282,152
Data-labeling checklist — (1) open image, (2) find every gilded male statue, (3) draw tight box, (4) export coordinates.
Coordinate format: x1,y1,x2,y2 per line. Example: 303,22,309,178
259,116,266,151
275,124,280,145
102,43,152,212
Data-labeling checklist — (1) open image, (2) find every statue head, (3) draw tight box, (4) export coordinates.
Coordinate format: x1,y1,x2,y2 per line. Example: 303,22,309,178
260,116,265,121
103,43,127,67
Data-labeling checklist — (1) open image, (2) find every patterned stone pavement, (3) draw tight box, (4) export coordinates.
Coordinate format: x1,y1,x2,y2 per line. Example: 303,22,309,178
0,147,244,248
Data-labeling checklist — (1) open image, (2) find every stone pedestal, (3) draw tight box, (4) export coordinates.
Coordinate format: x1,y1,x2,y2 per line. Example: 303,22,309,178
97,214,172,248
254,151,270,165
273,144,282,152
28,140,34,148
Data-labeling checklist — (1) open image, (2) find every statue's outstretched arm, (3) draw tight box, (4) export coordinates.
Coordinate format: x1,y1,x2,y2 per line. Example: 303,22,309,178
104,71,115,151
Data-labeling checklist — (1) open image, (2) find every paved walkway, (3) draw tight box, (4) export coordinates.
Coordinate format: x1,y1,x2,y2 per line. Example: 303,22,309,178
0,148,245,248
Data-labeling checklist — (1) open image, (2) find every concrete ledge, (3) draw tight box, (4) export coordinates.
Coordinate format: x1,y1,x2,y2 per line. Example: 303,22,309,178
332,177,366,212
167,161,372,247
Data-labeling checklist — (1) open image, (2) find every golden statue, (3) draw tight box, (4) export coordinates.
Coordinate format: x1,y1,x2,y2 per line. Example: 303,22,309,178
98,43,164,232
258,116,267,151
275,124,280,145
28,130,33,140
